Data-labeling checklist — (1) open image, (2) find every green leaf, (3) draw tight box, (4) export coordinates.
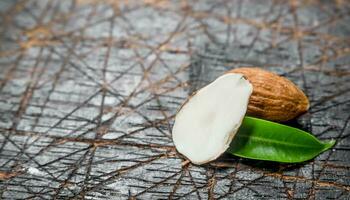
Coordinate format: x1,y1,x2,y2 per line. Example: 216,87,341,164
228,117,335,163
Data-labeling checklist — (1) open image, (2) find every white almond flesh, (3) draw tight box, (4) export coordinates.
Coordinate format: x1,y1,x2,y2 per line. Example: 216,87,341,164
172,73,253,164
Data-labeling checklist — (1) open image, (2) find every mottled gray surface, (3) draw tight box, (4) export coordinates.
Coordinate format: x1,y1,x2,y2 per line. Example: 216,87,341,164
0,0,349,199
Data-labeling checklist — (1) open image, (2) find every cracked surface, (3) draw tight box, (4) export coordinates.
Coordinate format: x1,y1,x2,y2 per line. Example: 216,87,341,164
0,0,349,199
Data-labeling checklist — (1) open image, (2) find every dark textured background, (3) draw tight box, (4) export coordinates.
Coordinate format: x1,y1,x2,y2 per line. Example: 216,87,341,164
0,0,349,199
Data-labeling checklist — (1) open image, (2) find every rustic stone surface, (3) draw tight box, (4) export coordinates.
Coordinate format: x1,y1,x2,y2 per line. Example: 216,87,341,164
0,0,349,199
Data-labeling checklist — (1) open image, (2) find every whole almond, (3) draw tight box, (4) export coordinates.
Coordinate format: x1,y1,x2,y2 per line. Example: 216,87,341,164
228,67,309,122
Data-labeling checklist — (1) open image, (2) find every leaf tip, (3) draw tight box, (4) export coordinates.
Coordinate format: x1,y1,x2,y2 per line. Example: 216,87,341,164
322,139,336,151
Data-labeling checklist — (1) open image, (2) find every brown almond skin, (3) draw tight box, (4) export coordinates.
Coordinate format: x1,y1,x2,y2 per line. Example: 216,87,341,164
227,67,309,122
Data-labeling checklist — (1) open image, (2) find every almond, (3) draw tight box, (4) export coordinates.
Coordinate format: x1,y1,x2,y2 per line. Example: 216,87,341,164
228,67,309,122
172,73,253,164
